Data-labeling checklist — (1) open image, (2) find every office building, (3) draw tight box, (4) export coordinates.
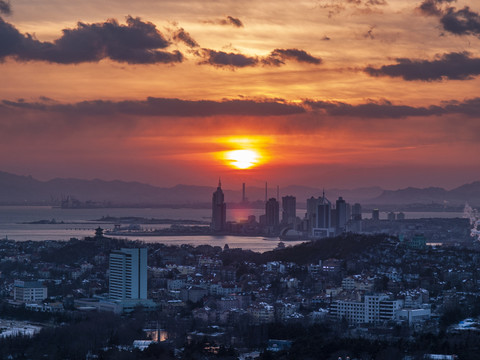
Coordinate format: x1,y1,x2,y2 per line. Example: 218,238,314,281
13,280,47,303
211,179,227,232
329,294,404,325
265,198,280,227
306,196,319,231
109,248,147,300
311,191,335,238
281,195,296,226
317,192,331,228
335,196,347,233
352,203,362,221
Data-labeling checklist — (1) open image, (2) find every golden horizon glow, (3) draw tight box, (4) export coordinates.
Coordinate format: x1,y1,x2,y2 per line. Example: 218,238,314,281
224,149,260,169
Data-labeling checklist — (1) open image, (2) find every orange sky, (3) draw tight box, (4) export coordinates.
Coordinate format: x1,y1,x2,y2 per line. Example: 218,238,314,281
1,0,479,190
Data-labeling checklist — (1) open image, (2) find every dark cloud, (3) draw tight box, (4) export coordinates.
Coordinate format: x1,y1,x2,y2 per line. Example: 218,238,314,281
364,52,480,81
364,25,376,39
218,16,244,27
4,96,480,121
0,16,183,64
441,6,480,37
0,0,10,15
2,97,305,117
203,16,244,27
418,0,450,16
418,0,480,37
197,48,322,68
366,0,387,5
198,49,258,68
306,99,441,118
306,98,480,118
264,48,322,65
225,16,244,27
173,28,199,48
316,0,387,18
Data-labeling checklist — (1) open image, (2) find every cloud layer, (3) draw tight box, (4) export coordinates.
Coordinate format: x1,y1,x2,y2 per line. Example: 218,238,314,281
1,97,306,117
3,96,480,120
198,48,322,68
0,15,322,69
0,16,183,64
203,16,244,27
0,1,10,15
365,52,480,81
419,0,480,37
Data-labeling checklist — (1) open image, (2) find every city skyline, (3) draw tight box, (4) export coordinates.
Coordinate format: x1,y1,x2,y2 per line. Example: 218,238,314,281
1,0,480,189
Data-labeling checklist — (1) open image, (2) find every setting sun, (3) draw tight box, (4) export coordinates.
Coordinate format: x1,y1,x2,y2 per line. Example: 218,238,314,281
225,149,260,169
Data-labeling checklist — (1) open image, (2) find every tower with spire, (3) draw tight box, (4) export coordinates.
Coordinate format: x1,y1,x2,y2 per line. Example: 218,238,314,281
306,189,334,238
211,178,227,232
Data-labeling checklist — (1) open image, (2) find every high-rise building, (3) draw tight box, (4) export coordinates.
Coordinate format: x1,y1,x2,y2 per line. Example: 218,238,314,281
306,196,319,231
211,179,227,232
317,192,331,229
330,208,337,228
349,203,363,233
109,248,147,300
310,191,335,238
265,198,280,227
352,203,362,221
281,195,296,225
372,209,380,221
335,196,347,232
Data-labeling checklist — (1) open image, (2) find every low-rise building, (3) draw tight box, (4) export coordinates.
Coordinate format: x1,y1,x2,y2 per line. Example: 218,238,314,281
330,294,403,324
13,280,47,303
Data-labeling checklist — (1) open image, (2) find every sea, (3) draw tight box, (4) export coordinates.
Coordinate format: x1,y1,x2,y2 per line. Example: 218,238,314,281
0,206,465,253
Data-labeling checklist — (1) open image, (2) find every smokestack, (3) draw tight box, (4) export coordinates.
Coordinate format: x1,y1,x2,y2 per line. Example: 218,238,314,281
277,185,279,201
242,183,246,202
265,182,268,203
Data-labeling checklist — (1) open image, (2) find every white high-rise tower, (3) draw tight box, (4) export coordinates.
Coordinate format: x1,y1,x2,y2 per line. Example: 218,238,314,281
109,248,147,300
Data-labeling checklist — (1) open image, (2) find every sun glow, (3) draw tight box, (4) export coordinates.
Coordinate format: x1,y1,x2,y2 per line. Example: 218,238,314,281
214,136,270,170
225,149,260,169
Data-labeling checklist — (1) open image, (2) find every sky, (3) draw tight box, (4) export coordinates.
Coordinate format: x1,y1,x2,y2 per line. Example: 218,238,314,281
1,0,480,190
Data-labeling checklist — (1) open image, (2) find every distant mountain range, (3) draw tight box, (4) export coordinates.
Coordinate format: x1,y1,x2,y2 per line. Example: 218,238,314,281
370,182,480,207
0,171,478,208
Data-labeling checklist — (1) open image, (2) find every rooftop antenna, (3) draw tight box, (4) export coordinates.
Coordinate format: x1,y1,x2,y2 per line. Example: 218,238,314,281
218,177,222,188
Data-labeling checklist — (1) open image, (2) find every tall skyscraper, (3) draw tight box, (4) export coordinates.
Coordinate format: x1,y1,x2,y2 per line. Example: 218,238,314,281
306,196,319,231
109,248,147,300
281,195,296,225
349,203,363,233
317,193,331,229
309,191,335,238
265,197,279,227
335,196,347,232
211,179,227,231
352,203,362,221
